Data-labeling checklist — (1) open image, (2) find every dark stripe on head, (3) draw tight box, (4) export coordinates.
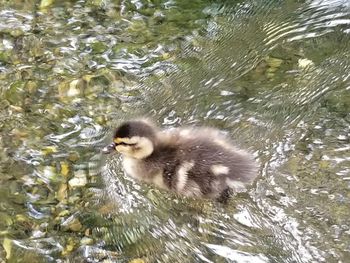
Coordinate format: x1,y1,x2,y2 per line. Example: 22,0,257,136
114,121,156,139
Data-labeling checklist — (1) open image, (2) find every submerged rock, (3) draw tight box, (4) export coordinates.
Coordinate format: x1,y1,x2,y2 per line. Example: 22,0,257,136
68,170,87,188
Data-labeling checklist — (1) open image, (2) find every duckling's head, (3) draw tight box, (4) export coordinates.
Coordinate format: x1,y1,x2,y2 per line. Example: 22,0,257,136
103,120,157,159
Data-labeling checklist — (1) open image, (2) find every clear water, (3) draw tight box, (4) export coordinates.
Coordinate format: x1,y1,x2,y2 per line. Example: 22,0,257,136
0,0,349,262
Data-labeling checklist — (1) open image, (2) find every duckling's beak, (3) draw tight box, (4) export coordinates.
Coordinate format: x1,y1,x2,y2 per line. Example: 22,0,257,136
102,142,116,154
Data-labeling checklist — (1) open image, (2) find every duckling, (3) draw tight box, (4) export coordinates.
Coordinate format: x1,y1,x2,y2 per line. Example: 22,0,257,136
103,119,257,202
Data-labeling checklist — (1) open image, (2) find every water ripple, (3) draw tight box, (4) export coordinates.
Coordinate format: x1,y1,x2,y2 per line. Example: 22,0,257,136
1,0,350,262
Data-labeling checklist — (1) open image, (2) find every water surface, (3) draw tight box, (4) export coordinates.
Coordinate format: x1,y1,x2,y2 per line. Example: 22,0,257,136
0,0,349,262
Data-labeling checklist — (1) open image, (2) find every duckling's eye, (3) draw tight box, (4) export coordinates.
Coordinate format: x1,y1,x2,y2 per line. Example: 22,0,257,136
118,142,137,146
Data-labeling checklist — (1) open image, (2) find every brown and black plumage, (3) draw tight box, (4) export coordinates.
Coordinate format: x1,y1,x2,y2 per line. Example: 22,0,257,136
103,119,258,202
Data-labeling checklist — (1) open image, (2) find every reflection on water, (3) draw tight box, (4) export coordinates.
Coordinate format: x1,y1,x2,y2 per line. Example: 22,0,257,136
0,0,349,262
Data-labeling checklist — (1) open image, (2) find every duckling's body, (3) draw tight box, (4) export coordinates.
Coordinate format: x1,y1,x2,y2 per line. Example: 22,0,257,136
104,119,257,201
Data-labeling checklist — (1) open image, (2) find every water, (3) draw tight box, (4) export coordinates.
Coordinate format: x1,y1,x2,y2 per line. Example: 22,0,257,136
0,0,349,262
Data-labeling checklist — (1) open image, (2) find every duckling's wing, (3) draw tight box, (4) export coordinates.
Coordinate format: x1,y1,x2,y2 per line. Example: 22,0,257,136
177,129,258,192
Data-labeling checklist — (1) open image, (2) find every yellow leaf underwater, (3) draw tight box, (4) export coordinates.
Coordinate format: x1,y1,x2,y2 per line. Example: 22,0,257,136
2,238,12,259
60,162,69,178
40,0,54,9
129,259,145,263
